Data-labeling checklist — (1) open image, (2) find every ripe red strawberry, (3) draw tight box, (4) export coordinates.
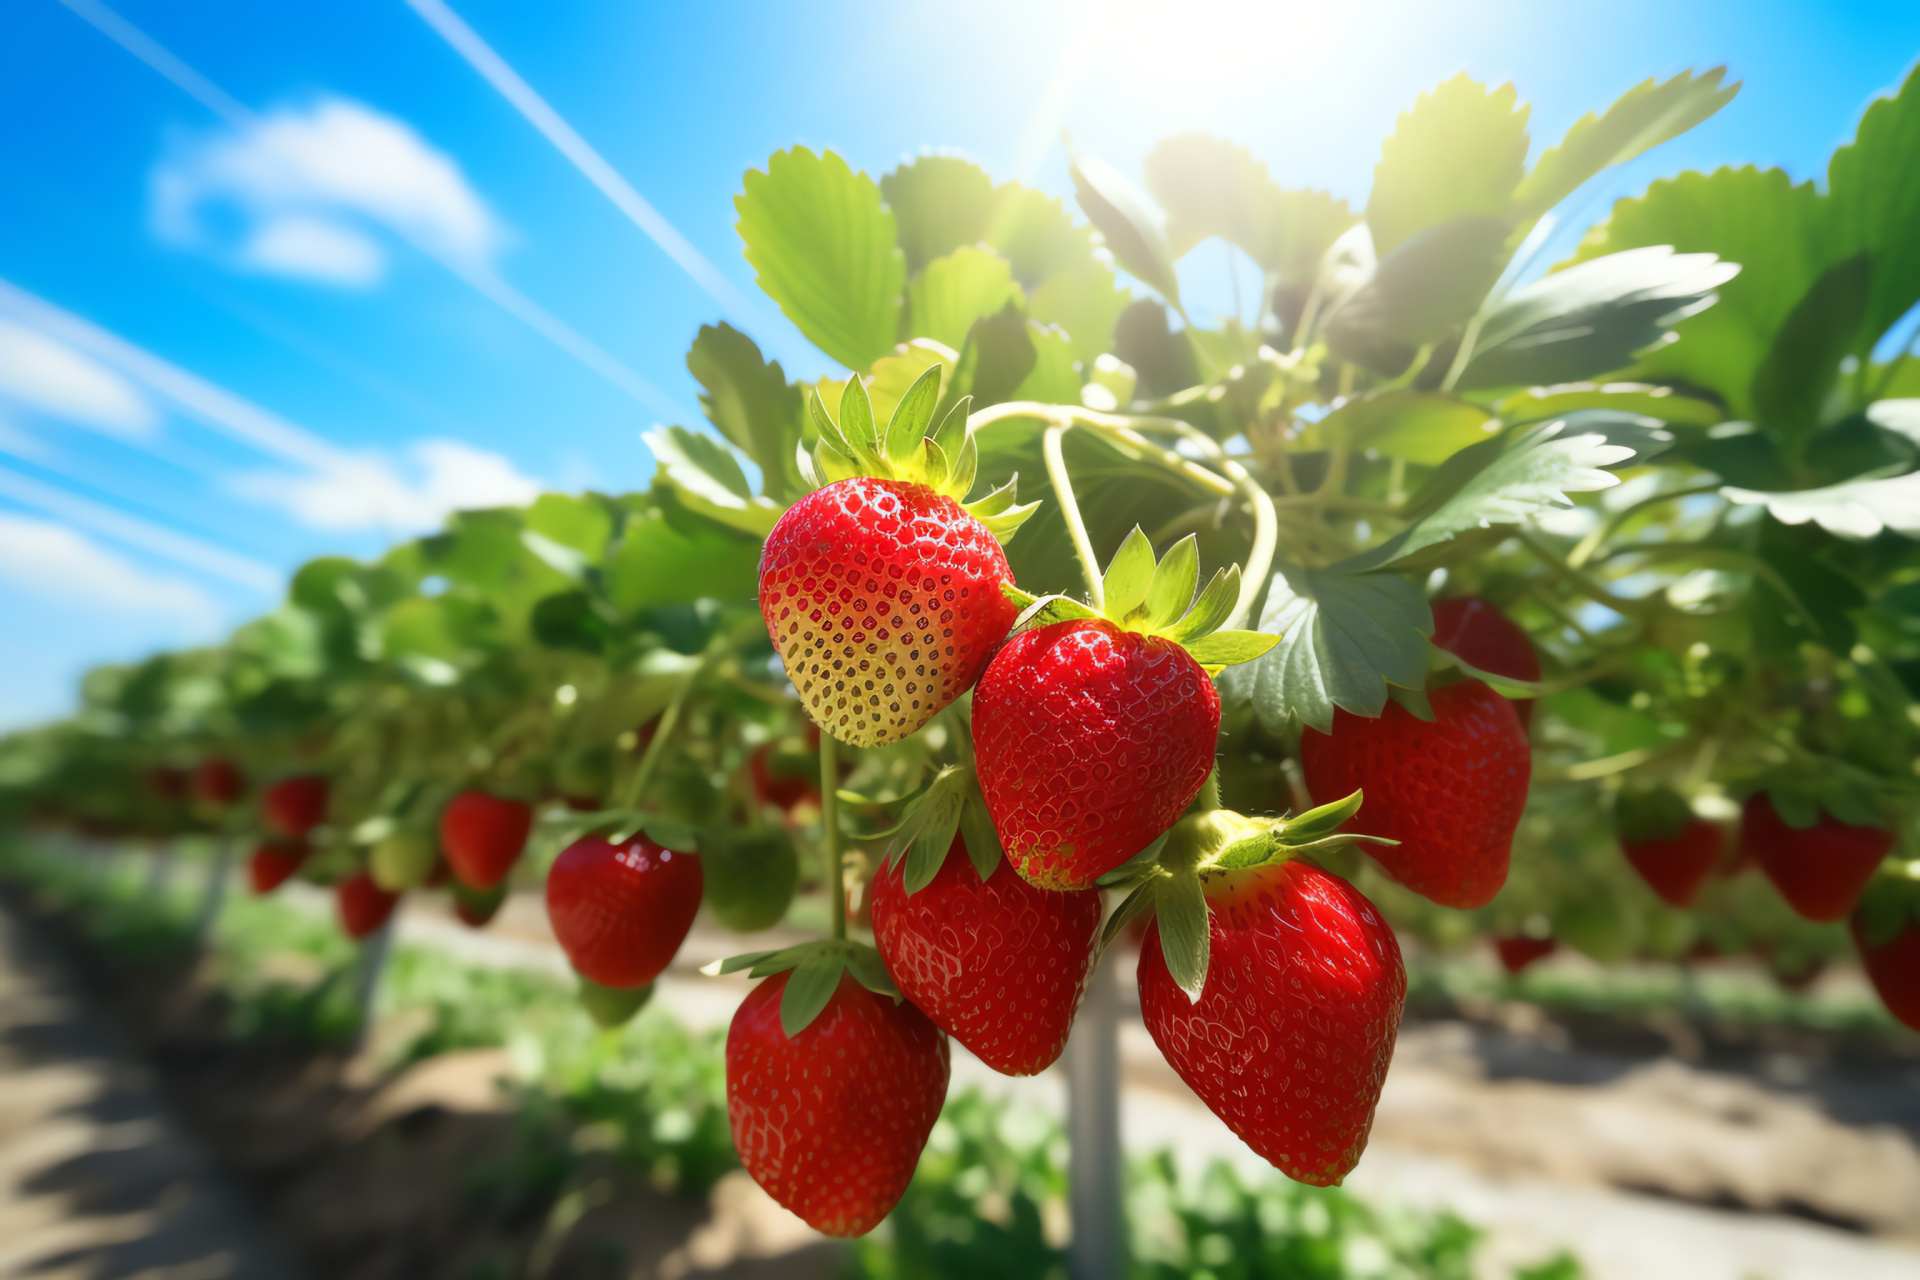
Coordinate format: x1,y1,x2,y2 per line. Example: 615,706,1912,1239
192,758,245,806
1852,913,1920,1032
1621,819,1723,908
974,619,1219,890
1742,794,1894,922
871,833,1101,1075
1138,858,1404,1186
546,834,703,988
248,841,308,894
1299,679,1528,909
337,872,398,939
1429,596,1539,727
726,970,949,1235
1495,935,1556,974
145,766,189,803
760,476,1019,747
262,775,328,838
439,790,533,891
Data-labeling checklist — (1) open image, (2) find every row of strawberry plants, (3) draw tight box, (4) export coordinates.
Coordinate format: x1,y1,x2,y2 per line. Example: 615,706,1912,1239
3,58,1918,1243
0,836,1582,1280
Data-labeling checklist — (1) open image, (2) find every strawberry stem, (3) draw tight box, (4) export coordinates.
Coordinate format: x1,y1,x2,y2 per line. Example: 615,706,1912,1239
821,730,846,941
616,683,688,810
1043,424,1106,608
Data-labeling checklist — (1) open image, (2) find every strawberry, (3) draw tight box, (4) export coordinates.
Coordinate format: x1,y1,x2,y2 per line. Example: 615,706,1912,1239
1299,679,1529,909
145,766,189,803
1137,857,1404,1186
262,775,328,838
871,832,1101,1075
338,871,399,939
546,833,703,989
192,758,245,806
451,877,506,928
248,841,308,894
1852,912,1920,1032
975,619,1220,889
726,970,949,1236
439,790,533,891
1494,935,1556,974
1742,793,1894,922
1429,597,1540,728
749,741,817,812
1621,819,1723,908
759,372,1035,748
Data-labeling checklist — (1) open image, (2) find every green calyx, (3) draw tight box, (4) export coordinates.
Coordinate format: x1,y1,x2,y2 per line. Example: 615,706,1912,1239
577,976,654,1029
1854,860,1920,947
1100,790,1393,1002
1001,526,1280,675
796,365,1039,542
881,763,1003,893
703,938,899,1039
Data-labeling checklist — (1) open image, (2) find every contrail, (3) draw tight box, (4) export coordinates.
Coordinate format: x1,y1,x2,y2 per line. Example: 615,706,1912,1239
404,0,803,365
59,0,691,420
0,463,281,592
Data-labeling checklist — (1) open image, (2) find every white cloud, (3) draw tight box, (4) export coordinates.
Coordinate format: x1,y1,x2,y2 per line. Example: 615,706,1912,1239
228,437,541,533
239,214,386,288
0,512,222,629
152,95,505,286
0,320,157,436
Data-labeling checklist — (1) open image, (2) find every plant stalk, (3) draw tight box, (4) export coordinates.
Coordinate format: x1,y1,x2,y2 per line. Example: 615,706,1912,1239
821,731,845,941
1043,423,1107,608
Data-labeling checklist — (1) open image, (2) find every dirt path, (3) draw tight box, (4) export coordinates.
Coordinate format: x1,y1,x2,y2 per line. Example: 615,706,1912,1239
0,897,301,1280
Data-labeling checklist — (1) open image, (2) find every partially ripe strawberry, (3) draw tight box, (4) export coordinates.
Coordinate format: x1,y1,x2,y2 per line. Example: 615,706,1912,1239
761,476,1018,748
758,371,1035,748
1429,597,1540,727
1621,819,1723,908
1742,793,1894,922
192,758,245,807
439,791,533,891
1300,680,1528,909
338,872,399,939
1494,935,1556,974
1852,913,1920,1032
726,970,949,1236
262,776,328,838
749,742,818,811
248,842,308,894
975,619,1219,890
871,833,1101,1076
546,834,702,989
1138,858,1404,1186
451,877,506,928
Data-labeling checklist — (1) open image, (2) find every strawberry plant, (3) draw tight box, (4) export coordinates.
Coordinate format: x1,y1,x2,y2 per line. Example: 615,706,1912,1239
3,56,1919,1265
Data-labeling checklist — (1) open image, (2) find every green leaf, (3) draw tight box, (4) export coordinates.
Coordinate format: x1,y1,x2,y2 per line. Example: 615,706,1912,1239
1459,247,1739,391
1102,526,1157,619
529,590,614,655
1156,870,1211,1001
519,530,591,584
1722,472,1920,540
603,506,760,615
880,153,995,274
908,246,1020,353
1324,216,1512,375
1235,562,1433,733
1825,63,1920,354
958,793,1003,882
952,307,1037,408
1498,383,1723,429
644,427,780,536
1569,166,1825,421
1139,535,1199,630
779,952,845,1038
1070,154,1181,306
1868,399,1920,447
1163,566,1239,644
1317,391,1497,466
1143,132,1286,266
1014,323,1084,406
1346,414,1663,573
983,182,1096,288
1516,68,1739,220
1028,257,1129,367
867,340,957,430
1099,879,1158,950
1180,630,1279,670
737,147,904,370
838,375,881,458
1367,73,1528,256
1750,255,1873,441
525,492,613,561
1007,590,1101,631
687,322,805,503
843,945,900,1000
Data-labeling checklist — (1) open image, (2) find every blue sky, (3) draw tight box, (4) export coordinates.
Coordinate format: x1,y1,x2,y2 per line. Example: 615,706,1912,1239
1,0,1917,730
